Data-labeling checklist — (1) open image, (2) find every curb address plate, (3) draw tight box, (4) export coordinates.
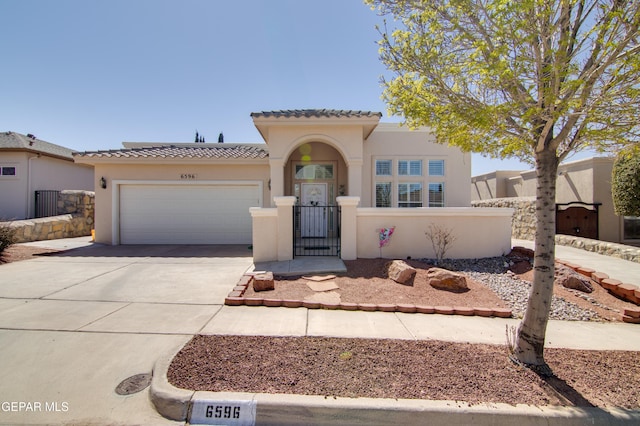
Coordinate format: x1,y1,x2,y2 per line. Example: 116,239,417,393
190,399,256,426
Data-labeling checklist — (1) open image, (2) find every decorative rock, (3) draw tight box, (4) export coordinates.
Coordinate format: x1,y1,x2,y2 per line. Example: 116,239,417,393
253,272,275,292
554,265,593,293
427,268,469,292
387,260,416,285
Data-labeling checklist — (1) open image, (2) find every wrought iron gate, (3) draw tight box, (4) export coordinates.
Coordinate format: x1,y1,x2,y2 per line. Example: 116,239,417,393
293,205,341,256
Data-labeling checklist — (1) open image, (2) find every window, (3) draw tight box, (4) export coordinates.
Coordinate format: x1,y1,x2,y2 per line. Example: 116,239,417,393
428,160,445,176
624,216,640,240
398,183,422,207
295,164,333,180
375,182,392,207
398,160,422,176
375,160,392,176
1,166,16,176
428,183,444,207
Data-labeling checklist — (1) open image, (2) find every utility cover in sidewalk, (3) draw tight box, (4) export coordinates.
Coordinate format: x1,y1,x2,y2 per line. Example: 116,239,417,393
115,373,152,395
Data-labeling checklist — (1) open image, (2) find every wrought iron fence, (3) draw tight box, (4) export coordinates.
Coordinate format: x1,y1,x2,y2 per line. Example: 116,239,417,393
34,190,60,218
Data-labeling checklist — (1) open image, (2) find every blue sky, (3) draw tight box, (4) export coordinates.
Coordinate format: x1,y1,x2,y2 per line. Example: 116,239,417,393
1,0,569,175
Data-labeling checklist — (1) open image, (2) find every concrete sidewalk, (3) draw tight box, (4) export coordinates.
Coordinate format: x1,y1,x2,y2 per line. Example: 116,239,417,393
514,238,640,286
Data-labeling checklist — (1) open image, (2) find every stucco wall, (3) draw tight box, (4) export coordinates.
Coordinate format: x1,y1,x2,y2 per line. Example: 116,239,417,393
0,152,28,219
92,162,270,244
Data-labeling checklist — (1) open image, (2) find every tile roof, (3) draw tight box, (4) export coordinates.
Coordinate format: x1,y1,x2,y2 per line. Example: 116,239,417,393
250,109,382,119
73,144,269,160
0,131,75,160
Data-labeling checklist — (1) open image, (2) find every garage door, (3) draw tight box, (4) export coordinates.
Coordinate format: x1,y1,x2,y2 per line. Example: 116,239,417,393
119,184,260,244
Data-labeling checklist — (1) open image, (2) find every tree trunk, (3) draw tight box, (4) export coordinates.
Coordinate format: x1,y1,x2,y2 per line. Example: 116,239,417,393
512,148,559,372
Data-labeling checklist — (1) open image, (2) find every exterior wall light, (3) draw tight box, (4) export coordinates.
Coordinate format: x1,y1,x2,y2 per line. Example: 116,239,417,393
100,177,107,189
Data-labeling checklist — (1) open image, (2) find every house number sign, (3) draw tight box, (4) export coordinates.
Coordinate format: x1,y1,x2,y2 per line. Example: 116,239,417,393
180,173,197,180
190,399,256,425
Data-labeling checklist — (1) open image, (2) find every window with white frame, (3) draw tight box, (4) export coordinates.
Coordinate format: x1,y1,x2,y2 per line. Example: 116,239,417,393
398,183,422,207
428,182,444,207
398,160,422,176
428,160,445,176
375,182,392,207
1,166,16,177
375,160,392,176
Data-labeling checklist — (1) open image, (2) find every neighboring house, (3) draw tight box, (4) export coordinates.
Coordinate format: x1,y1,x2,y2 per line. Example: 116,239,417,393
74,109,512,261
471,156,640,245
0,131,94,220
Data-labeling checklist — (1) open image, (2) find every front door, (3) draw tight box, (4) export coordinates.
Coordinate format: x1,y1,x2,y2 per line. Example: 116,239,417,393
301,183,327,237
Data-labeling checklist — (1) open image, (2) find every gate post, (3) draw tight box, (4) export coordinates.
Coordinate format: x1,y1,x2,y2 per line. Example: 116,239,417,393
337,196,359,260
274,196,296,261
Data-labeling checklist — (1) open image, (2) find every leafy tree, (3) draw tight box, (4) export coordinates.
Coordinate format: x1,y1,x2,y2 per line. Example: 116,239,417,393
368,0,640,371
612,144,640,216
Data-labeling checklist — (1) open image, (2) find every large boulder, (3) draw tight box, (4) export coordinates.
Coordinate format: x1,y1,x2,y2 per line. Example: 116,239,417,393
427,268,469,292
554,265,593,293
386,260,416,286
253,272,275,292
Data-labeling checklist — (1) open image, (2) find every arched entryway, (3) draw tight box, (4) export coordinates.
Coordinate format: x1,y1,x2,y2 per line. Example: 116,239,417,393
285,141,347,256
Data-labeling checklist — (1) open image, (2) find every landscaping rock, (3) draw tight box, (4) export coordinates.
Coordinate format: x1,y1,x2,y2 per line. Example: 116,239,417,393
554,265,593,293
253,272,275,292
386,260,416,286
427,268,469,292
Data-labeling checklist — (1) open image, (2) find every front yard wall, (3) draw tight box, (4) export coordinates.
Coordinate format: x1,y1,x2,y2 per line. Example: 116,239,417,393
250,197,513,262
2,190,95,243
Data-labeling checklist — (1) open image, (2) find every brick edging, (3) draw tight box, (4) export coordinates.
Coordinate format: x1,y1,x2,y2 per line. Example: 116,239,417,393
512,246,640,324
225,273,513,319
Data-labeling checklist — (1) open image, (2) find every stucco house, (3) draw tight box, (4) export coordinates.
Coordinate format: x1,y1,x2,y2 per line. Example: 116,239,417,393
74,109,513,260
0,131,94,220
471,156,640,246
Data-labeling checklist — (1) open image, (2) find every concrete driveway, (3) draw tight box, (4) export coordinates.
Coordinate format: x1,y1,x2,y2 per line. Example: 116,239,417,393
0,240,254,425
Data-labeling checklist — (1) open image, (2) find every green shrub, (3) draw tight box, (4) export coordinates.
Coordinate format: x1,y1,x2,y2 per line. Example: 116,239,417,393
0,223,16,254
612,145,640,216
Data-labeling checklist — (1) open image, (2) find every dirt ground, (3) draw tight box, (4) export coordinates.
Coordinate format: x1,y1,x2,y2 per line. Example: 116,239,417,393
169,335,640,408
0,245,60,264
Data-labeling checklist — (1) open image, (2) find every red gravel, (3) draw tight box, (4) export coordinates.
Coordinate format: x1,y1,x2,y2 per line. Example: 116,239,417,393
168,335,640,408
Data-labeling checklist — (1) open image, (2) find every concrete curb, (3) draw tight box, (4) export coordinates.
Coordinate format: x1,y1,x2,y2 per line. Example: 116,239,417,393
150,344,640,425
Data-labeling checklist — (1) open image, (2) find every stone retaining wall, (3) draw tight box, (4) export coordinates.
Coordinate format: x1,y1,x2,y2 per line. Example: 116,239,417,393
472,197,536,240
1,190,95,243
555,234,640,264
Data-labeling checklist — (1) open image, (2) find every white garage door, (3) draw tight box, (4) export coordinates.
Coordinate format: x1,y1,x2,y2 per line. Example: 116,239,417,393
119,184,260,244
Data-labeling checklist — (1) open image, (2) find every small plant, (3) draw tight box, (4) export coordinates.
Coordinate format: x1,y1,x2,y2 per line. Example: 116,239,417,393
339,351,353,361
505,325,518,357
425,224,456,265
0,222,17,255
